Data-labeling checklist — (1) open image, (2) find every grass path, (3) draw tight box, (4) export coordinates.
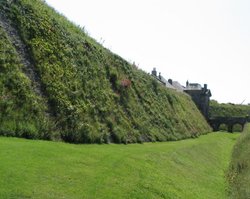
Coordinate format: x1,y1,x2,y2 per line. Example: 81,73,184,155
0,132,239,199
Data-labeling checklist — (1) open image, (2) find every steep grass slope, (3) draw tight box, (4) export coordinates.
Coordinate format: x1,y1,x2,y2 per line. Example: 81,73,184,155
0,133,239,199
227,124,250,199
0,0,211,143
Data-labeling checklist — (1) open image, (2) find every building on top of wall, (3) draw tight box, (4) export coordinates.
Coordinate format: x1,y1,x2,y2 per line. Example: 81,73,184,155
185,82,202,90
151,68,175,89
184,81,212,120
167,79,185,92
150,68,212,119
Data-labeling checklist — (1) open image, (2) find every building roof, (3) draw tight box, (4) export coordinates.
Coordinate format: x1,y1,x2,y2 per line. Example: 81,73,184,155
150,68,211,96
172,81,185,92
165,81,175,89
185,83,202,90
157,76,175,89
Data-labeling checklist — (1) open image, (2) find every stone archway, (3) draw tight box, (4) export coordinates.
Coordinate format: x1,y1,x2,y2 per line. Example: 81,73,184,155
209,117,248,133
232,123,244,132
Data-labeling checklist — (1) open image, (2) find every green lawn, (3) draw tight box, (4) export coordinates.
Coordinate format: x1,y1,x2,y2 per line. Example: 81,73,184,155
0,132,239,199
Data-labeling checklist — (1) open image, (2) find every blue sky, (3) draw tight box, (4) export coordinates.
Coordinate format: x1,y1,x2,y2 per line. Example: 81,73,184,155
45,0,250,104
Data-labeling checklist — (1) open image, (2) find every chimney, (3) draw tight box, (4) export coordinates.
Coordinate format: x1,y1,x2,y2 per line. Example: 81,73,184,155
204,84,207,91
152,68,157,76
168,79,173,85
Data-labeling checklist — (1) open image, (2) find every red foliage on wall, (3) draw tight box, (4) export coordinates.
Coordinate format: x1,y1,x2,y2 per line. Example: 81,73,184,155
120,79,131,88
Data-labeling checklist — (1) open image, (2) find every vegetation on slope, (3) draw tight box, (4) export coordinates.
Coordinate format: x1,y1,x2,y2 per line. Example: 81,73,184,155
227,124,250,199
210,100,250,118
0,133,239,199
0,20,50,139
0,0,211,143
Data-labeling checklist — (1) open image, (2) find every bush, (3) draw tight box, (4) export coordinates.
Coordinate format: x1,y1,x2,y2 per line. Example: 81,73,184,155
0,120,16,136
16,122,38,139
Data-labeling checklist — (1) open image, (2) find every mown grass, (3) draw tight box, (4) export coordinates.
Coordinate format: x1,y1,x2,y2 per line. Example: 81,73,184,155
0,132,239,199
227,124,250,199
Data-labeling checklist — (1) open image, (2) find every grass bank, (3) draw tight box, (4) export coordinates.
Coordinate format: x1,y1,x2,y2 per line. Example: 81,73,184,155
0,0,211,143
228,123,250,198
0,132,239,199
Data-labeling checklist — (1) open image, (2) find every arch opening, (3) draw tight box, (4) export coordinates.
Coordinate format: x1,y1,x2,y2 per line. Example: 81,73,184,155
232,123,244,132
219,123,227,132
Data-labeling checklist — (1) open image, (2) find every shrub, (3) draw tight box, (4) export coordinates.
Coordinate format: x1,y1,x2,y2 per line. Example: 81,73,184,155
16,122,38,139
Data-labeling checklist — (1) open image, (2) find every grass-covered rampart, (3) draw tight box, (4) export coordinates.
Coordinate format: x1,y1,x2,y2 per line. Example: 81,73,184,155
0,0,211,143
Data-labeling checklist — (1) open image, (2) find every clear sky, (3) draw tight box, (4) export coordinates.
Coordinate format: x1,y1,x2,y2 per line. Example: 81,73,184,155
45,0,250,104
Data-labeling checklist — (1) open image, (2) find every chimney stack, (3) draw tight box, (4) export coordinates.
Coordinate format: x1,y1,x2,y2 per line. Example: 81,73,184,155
204,84,207,91
152,68,157,76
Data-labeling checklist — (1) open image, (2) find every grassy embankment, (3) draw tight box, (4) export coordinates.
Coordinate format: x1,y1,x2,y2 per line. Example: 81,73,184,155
0,0,211,143
0,132,239,199
228,123,250,199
